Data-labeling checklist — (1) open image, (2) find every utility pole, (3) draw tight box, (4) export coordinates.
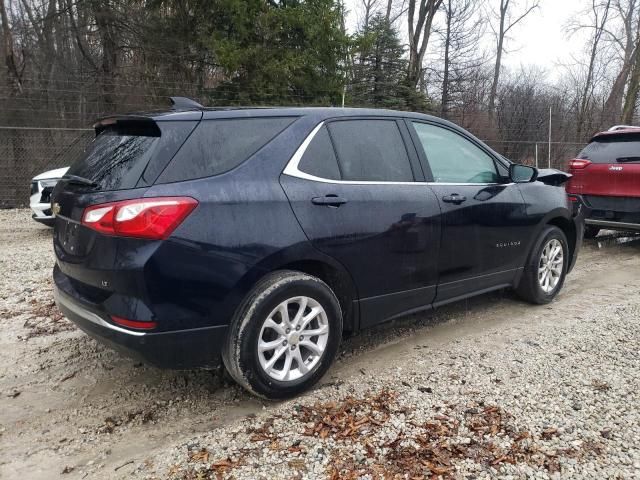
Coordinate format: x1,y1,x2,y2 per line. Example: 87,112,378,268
548,106,552,168
341,85,346,108
535,143,538,168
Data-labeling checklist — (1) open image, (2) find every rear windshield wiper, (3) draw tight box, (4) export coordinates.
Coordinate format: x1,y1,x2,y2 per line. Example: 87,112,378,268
62,174,100,188
616,157,640,163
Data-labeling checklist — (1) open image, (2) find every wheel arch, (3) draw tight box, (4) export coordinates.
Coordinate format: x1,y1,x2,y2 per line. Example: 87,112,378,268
232,245,359,333
546,215,577,264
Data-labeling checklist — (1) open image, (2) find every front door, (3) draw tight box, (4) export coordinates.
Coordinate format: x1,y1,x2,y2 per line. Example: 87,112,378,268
407,120,531,303
280,118,441,327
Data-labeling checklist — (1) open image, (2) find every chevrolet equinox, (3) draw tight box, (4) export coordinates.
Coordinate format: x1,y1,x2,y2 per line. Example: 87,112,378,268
52,99,584,398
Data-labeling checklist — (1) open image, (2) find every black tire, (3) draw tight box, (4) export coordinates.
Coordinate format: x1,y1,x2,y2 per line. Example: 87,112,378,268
516,225,569,304
583,225,600,239
221,270,342,399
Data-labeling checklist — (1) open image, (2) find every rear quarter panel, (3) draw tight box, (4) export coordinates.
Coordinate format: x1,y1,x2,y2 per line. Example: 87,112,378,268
143,115,350,329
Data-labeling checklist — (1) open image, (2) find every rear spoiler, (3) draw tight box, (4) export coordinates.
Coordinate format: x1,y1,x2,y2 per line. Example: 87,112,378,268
536,168,571,186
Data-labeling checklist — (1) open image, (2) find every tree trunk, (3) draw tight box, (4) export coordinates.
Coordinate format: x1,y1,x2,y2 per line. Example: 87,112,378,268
441,0,452,117
0,0,22,93
603,61,632,126
488,0,507,120
93,0,119,110
407,0,442,88
622,50,640,123
577,0,611,140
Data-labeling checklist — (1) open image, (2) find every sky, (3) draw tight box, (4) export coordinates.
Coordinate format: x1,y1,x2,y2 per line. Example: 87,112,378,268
343,0,591,73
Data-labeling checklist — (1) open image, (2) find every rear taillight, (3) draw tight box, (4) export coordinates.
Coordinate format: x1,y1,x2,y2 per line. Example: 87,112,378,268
82,197,198,240
568,159,591,170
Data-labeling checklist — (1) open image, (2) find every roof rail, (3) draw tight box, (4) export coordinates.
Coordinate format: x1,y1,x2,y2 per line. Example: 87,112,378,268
169,96,204,110
607,124,640,131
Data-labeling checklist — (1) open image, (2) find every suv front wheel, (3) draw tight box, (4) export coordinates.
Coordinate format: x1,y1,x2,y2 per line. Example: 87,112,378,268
516,225,569,304
222,270,342,399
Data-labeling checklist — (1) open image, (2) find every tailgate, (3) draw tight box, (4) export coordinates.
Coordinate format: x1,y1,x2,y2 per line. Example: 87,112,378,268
568,163,640,197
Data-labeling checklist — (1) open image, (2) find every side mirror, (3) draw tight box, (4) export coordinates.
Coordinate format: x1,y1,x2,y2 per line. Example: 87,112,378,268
509,164,538,183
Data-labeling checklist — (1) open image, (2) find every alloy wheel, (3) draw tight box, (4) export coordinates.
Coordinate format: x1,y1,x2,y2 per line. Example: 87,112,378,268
538,238,564,293
257,296,329,382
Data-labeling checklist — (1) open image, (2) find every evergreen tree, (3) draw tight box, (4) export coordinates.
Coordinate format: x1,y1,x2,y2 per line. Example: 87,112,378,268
351,14,427,109
206,0,348,105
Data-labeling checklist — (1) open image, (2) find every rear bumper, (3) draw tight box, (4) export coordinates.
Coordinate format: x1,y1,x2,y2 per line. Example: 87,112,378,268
54,284,227,369
585,218,640,231
573,194,640,232
32,212,55,226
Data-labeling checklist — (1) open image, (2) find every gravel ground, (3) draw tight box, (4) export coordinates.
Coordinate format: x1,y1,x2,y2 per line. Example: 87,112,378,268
1,208,639,479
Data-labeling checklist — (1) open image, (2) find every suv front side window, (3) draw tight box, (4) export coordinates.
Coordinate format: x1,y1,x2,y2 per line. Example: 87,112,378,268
412,122,499,184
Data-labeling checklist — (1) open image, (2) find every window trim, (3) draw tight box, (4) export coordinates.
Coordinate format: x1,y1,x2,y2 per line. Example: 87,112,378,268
282,117,427,185
284,119,512,186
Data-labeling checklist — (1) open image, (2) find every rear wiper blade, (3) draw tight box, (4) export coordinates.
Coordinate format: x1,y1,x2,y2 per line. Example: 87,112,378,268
616,157,640,163
62,174,100,188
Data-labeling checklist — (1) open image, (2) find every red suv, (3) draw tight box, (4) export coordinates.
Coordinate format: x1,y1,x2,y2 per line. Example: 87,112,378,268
567,126,640,238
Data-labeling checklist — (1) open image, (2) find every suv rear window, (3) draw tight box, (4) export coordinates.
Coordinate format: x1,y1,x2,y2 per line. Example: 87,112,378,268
66,120,196,191
579,136,640,163
157,117,294,183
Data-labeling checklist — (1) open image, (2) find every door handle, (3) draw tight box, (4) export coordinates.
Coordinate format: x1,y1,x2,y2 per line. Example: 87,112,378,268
442,194,467,205
311,195,347,207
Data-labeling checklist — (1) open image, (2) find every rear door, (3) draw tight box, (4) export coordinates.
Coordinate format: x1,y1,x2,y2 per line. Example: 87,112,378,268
407,120,531,303
280,118,441,328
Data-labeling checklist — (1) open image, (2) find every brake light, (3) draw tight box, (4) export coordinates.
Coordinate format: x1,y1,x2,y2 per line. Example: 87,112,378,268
568,159,591,169
82,197,197,240
111,315,158,330
567,195,579,202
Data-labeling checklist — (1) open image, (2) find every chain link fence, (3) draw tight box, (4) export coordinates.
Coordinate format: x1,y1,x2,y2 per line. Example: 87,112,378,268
0,126,584,208
0,127,92,208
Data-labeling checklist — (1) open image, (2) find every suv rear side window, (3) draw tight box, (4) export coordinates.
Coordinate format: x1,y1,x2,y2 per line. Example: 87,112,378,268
157,117,294,183
579,137,640,163
67,120,195,191
411,122,499,183
297,126,341,180
327,120,414,182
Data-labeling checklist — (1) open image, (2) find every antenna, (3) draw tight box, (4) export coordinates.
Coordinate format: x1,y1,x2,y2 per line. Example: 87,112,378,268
169,97,204,109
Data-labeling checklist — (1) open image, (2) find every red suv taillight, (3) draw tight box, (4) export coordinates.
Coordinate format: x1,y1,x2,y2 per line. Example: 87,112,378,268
568,159,591,170
81,197,198,240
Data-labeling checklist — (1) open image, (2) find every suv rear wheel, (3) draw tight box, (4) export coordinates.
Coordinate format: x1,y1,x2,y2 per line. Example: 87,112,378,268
516,225,569,304
222,270,342,399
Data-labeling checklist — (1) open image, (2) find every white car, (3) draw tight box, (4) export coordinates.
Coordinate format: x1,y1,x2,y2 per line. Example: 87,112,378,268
30,167,69,226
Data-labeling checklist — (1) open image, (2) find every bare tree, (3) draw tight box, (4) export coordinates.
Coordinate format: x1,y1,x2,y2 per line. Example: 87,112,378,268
439,0,486,118
601,0,640,125
570,0,613,138
487,0,539,119
407,0,443,88
622,45,640,121
360,0,380,30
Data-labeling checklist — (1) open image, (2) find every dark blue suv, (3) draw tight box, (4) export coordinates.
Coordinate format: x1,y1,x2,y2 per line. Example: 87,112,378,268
52,100,583,398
